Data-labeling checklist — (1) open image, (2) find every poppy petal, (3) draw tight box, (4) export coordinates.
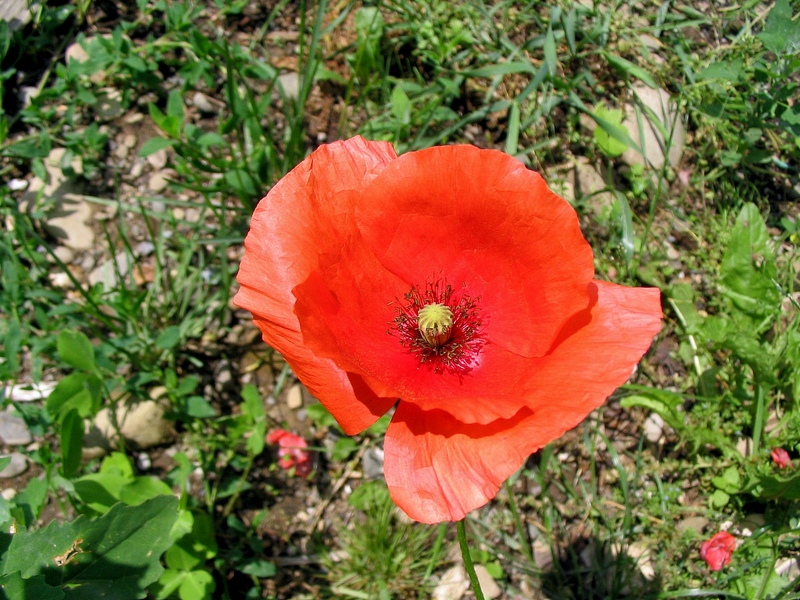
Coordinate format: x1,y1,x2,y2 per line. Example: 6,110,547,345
235,137,399,434
383,280,662,523
355,145,596,358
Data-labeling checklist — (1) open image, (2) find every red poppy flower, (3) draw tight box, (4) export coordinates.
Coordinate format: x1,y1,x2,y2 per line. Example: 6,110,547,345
267,429,312,477
771,447,791,468
700,531,736,571
236,136,662,523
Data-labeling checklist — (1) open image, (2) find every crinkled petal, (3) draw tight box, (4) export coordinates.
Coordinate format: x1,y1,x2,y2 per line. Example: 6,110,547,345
383,281,662,523
355,145,595,358
235,137,398,434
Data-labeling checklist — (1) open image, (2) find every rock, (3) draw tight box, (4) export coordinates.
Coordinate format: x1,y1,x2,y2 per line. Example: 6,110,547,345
147,148,169,170
52,245,75,264
277,72,300,100
65,41,90,64
0,412,32,446
192,91,217,115
626,542,655,581
676,516,709,534
89,251,133,289
8,178,27,191
532,539,554,570
91,400,174,450
775,557,800,579
362,446,384,479
571,156,615,215
0,453,27,478
24,148,94,251
95,88,125,120
286,384,304,410
0,0,32,31
474,565,502,599
148,172,169,193
3,381,57,402
432,564,468,600
1,488,17,500
621,84,685,171
643,413,664,443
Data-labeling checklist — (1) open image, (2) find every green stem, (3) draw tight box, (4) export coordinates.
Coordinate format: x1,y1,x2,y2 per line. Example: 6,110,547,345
752,385,766,456
457,520,485,600
505,480,534,563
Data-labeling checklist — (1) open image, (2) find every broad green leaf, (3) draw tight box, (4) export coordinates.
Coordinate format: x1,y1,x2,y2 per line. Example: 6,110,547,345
390,85,411,124
543,27,557,76
0,572,63,600
155,326,181,350
60,410,84,479
139,137,175,157
119,477,174,506
239,559,277,578
165,511,217,571
183,397,217,419
331,437,358,461
2,496,179,599
758,0,800,54
719,203,779,316
74,473,131,514
178,570,215,600
46,373,101,421
591,104,630,157
57,330,95,372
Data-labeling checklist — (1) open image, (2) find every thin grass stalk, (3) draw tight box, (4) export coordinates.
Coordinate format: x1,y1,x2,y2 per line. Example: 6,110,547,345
504,479,533,564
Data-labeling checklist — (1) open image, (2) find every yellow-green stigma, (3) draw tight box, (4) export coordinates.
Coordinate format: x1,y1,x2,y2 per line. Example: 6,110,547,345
417,303,454,347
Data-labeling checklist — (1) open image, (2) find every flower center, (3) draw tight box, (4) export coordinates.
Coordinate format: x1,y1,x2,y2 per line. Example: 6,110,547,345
390,281,483,373
417,303,453,347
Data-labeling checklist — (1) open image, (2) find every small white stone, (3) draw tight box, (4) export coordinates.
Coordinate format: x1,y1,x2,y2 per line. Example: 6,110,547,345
286,384,304,410
8,178,28,191
473,565,502,599
643,413,665,443
432,564,468,600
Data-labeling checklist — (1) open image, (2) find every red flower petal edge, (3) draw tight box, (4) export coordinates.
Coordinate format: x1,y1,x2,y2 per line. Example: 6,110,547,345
235,136,663,523
700,531,736,571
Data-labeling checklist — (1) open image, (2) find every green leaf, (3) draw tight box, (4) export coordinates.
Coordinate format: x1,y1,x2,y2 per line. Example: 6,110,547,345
719,203,779,316
2,496,179,598
74,473,131,514
139,137,175,157
119,477,174,507
712,466,742,494
178,570,215,600
504,101,520,156
591,104,630,157
0,572,63,600
165,511,217,571
331,437,358,462
183,397,217,419
155,326,181,350
390,85,411,124
60,410,84,479
543,27,557,76
602,51,658,88
46,373,101,421
758,0,800,54
238,559,277,578
57,330,95,372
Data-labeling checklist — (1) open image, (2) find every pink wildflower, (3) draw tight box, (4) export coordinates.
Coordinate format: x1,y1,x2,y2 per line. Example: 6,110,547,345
700,531,736,571
771,447,791,469
267,429,312,477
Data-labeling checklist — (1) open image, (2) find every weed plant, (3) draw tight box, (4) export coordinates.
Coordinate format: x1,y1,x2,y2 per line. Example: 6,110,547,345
0,0,799,599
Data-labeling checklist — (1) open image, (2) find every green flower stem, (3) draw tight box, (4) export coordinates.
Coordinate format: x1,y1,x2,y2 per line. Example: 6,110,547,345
457,519,485,600
505,479,533,563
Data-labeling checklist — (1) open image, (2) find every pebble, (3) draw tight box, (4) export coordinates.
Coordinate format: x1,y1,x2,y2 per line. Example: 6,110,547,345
621,84,685,171
147,149,169,170
95,88,125,120
148,172,169,193
676,516,709,534
1,488,17,500
643,413,665,443
7,178,27,191
0,413,33,446
432,564,468,600
362,447,384,479
474,565,502,599
52,245,75,264
286,384,304,410
0,453,28,478
192,91,217,114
